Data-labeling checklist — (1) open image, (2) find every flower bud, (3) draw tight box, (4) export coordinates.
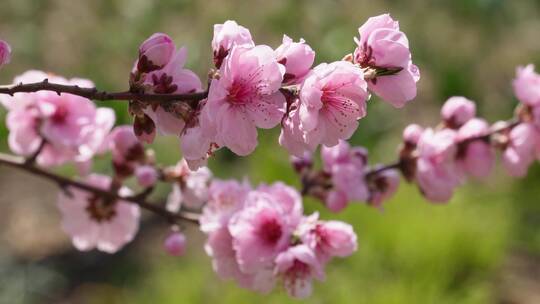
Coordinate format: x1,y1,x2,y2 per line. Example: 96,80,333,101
275,35,315,84
164,231,186,256
212,20,254,68
403,124,423,145
0,40,11,67
135,165,159,187
137,33,175,73
441,97,476,128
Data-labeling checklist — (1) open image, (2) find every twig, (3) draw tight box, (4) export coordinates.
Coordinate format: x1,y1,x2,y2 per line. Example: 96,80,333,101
0,152,200,224
0,80,208,103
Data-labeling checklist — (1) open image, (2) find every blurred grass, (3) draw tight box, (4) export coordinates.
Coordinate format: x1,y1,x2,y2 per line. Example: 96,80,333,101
0,0,539,303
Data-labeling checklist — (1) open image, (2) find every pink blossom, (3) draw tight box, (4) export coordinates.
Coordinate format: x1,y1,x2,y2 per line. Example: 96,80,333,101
321,141,369,210
57,174,140,253
354,14,419,107
300,217,357,262
166,159,212,211
275,244,324,299
367,168,400,208
456,118,494,179
275,35,315,84
0,40,11,67
136,33,175,73
298,61,368,149
513,64,540,107
179,100,220,169
403,124,423,145
205,45,286,156
212,20,254,68
416,128,461,203
142,47,202,136
164,231,186,256
279,103,316,157
228,190,299,273
199,179,251,233
204,226,275,293
135,165,159,187
1,71,115,167
502,123,538,177
441,96,476,128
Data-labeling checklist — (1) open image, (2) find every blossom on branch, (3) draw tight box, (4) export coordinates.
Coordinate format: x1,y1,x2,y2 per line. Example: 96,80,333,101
353,13,420,107
1,71,114,168
57,174,140,253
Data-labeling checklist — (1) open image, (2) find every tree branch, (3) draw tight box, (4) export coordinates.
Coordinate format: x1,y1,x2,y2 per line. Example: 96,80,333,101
0,152,200,224
0,80,208,103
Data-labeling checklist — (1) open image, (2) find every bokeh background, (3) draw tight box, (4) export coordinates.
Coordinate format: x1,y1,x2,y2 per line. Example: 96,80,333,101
0,0,539,303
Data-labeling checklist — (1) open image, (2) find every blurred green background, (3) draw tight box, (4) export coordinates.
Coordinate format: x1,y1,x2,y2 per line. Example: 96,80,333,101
0,0,540,303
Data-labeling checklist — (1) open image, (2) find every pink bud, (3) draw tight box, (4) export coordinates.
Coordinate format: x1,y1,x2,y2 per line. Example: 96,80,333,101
135,165,158,187
164,232,186,256
441,97,476,128
0,40,11,67
137,33,175,73
403,124,423,145
211,20,254,68
275,35,315,84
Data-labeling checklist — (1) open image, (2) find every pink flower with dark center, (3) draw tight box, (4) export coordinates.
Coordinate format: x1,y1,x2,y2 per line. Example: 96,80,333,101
57,174,140,253
298,61,368,149
416,128,461,203
1,71,115,167
205,45,286,156
353,14,419,107
212,20,254,68
275,244,325,299
441,96,476,128
274,35,315,84
228,191,296,273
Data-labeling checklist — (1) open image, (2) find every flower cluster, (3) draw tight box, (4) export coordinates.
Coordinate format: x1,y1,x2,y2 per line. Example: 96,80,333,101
200,180,357,298
0,71,114,171
297,140,400,212
2,14,538,300
127,14,419,169
298,65,540,210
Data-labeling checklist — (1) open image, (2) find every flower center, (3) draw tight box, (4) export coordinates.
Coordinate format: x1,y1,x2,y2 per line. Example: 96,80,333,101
51,105,69,124
85,195,117,222
226,81,251,105
259,217,282,245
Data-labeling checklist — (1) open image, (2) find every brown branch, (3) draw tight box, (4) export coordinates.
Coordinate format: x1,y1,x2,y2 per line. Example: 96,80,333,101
0,152,200,224
0,80,208,103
